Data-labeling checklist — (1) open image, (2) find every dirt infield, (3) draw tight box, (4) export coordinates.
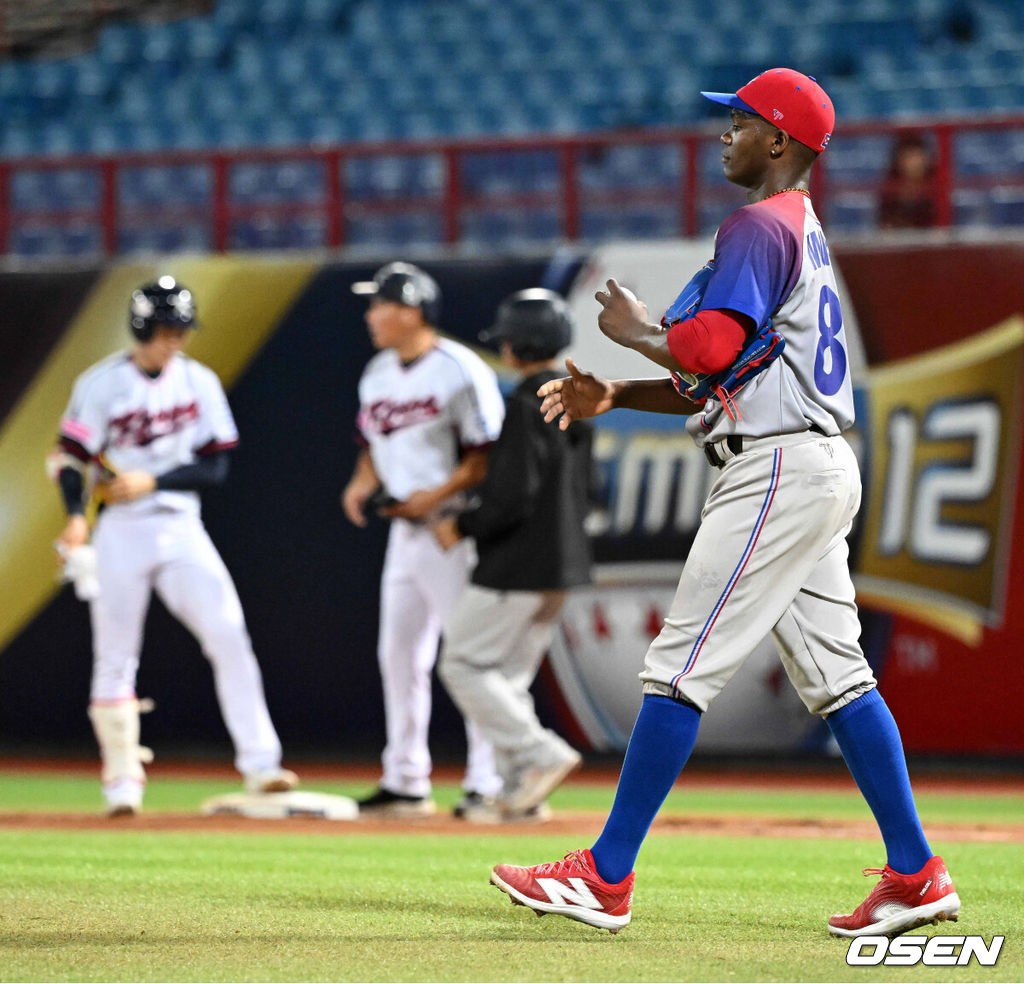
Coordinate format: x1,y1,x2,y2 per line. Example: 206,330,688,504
3,758,1022,842
2,810,1023,843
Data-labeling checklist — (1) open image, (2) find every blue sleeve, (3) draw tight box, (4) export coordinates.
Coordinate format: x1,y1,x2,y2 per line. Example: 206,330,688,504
701,208,798,327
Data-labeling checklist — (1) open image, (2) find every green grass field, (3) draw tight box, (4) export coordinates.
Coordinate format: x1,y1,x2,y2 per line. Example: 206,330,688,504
2,769,1022,983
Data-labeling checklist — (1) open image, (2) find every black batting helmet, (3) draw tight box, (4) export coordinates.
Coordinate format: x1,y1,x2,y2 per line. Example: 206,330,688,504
351,262,442,326
480,288,573,361
129,276,198,342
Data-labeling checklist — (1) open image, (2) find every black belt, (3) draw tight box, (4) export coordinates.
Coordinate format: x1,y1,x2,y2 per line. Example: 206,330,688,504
704,425,828,469
703,434,744,468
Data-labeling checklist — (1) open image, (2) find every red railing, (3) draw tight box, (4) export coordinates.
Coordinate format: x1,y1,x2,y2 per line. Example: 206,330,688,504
1,114,1022,257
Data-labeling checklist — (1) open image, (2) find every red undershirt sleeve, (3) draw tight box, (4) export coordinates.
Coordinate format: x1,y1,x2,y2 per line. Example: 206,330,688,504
665,308,754,375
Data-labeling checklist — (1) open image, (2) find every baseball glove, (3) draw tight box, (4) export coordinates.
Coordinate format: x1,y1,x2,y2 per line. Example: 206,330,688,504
661,260,785,421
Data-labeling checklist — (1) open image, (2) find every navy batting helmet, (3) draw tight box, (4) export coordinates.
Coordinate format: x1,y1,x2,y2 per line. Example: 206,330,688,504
351,262,442,326
129,276,198,342
480,288,573,360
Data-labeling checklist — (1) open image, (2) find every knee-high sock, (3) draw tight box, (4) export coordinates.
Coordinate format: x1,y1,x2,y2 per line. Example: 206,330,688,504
827,688,931,874
590,694,701,884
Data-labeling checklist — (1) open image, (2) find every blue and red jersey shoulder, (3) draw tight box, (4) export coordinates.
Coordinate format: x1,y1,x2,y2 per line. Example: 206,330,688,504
701,194,806,327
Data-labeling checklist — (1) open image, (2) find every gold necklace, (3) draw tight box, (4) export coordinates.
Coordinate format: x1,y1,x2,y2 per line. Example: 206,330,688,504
766,187,811,200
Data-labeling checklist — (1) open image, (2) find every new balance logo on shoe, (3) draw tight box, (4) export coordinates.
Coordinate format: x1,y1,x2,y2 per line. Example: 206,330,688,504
536,877,603,910
490,849,634,934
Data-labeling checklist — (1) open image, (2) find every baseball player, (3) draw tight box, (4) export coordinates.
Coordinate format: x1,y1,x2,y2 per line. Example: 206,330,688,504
490,69,959,938
342,262,505,816
51,277,297,816
434,289,593,823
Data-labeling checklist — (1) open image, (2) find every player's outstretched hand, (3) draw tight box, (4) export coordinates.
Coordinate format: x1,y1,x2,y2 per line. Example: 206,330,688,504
538,358,617,430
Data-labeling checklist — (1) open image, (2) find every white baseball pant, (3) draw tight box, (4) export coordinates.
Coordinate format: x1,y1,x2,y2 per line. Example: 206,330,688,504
89,508,284,776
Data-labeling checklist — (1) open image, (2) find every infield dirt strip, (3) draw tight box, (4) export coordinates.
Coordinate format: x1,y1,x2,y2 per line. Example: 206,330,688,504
3,761,1022,842
1,811,1023,843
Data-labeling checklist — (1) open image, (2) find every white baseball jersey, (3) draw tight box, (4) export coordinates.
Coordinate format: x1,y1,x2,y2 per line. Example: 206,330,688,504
684,192,856,445
59,351,238,515
356,337,505,502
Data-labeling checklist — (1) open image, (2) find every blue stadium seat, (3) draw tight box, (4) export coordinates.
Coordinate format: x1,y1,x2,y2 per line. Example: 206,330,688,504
581,206,679,242
211,0,262,32
94,21,146,71
231,160,326,204
141,19,190,72
956,131,1016,176
828,192,878,233
119,222,211,255
11,222,101,258
990,188,1024,226
2,0,1024,248
952,189,990,227
231,213,326,250
345,211,443,249
825,135,891,181
54,169,101,208
0,123,39,158
299,0,344,29
255,0,303,35
578,144,681,191
181,18,229,65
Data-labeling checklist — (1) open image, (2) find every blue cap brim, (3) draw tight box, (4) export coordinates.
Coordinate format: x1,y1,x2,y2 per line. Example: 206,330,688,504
700,91,759,116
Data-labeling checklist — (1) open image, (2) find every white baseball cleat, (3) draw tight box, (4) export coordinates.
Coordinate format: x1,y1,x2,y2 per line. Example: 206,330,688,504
244,768,299,794
463,800,553,825
503,747,582,813
103,777,144,817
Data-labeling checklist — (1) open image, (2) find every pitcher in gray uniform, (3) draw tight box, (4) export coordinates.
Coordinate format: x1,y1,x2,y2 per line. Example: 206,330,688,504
489,68,960,940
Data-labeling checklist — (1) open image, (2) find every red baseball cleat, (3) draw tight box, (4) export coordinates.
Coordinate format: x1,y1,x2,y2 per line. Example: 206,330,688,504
829,855,960,938
490,849,634,933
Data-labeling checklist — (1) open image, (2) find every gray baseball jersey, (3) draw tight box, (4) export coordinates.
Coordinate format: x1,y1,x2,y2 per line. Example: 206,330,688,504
682,192,855,444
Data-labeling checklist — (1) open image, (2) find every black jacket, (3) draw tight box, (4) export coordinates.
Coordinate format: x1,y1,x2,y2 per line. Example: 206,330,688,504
457,368,594,591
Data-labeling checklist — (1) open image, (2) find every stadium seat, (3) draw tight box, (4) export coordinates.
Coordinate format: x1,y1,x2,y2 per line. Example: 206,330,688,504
990,187,1024,226
829,192,879,233
1,0,1024,255
345,211,443,250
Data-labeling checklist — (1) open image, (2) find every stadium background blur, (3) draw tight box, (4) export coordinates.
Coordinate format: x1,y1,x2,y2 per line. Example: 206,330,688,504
1,0,1022,771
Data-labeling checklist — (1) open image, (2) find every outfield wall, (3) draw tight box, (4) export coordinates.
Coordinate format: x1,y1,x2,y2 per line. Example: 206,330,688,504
1,239,1021,760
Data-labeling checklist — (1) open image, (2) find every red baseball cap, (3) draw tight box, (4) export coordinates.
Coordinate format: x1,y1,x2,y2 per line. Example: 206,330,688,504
701,68,835,152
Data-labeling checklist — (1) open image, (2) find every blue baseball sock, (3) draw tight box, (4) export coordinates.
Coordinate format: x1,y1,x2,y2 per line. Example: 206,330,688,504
590,694,701,884
826,688,932,875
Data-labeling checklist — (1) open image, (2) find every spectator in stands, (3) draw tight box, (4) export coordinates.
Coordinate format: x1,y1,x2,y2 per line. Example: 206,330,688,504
879,133,939,229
